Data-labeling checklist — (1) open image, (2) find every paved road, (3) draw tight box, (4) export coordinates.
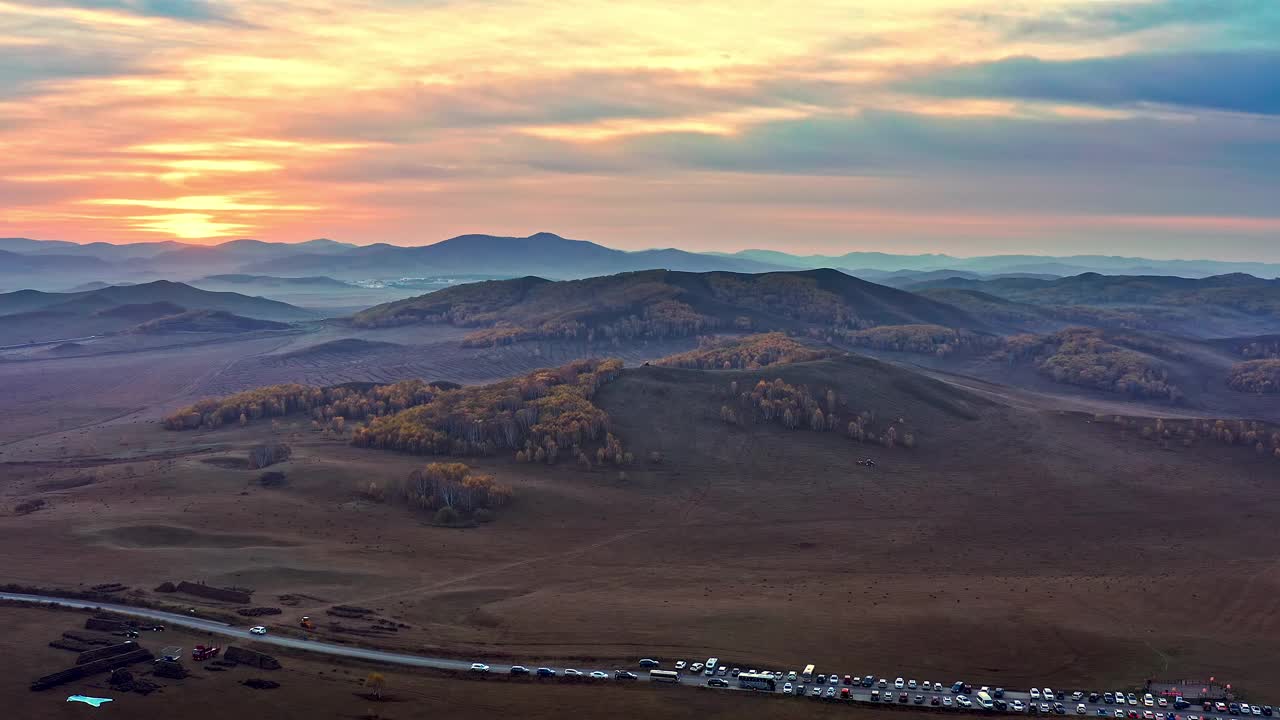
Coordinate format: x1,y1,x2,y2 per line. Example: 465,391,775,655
1,592,626,676
2,591,1263,716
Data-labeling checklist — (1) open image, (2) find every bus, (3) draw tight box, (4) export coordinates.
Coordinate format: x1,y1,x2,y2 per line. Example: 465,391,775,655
739,672,777,692
649,670,680,683
802,664,816,682
704,657,719,676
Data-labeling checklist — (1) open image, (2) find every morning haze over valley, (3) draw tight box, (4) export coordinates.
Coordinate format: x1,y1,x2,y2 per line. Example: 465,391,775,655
2,1,1279,719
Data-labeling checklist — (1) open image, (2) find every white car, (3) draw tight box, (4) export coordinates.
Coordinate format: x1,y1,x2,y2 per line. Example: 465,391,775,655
786,671,797,681
935,683,944,692
1158,699,1168,708
909,680,918,689
1032,689,1042,700
1078,704,1088,714
590,671,609,680
1045,688,1055,699
469,663,489,673
1013,700,1025,712
895,678,906,689
248,626,267,635
783,683,794,695
675,660,686,670
564,668,583,677
1144,695,1155,707
958,695,973,707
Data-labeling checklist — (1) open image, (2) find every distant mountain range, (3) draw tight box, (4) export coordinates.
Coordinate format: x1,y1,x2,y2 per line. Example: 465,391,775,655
715,249,1280,280
2,233,1278,295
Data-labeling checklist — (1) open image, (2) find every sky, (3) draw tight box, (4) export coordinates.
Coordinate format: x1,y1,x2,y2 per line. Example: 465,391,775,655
1,0,1278,260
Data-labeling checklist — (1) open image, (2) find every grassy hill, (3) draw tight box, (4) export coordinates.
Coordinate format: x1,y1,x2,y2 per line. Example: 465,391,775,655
350,269,984,347
131,309,291,334
0,281,313,344
912,273,1280,337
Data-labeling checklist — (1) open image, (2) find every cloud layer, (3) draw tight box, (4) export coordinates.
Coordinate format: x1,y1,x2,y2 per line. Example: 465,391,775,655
1,0,1277,260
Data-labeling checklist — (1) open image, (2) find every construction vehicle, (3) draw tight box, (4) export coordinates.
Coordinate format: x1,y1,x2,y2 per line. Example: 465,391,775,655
299,616,316,630
191,645,220,661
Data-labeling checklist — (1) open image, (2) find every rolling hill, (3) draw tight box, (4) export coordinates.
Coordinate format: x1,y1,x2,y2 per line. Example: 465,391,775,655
350,268,985,346
909,273,1280,338
0,281,314,344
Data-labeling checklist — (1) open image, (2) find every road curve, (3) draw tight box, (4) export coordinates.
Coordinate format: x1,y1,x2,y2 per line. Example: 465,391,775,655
1,592,479,672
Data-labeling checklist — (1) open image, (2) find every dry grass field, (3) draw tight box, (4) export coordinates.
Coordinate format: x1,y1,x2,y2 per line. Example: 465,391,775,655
3,345,1280,719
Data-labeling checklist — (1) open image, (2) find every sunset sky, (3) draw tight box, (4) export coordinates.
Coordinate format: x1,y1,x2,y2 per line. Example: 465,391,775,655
2,0,1278,259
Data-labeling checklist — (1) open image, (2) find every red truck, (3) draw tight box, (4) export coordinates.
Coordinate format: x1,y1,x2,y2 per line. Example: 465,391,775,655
192,645,220,661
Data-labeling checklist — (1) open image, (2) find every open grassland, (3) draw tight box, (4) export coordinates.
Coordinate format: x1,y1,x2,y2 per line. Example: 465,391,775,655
3,353,1280,706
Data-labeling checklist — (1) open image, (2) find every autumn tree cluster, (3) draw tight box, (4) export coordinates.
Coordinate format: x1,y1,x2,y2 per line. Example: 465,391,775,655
351,359,625,463
1106,415,1280,461
1227,360,1280,394
164,380,439,431
360,462,512,518
836,324,1000,358
460,300,716,348
654,332,835,370
719,378,916,449
995,328,1182,401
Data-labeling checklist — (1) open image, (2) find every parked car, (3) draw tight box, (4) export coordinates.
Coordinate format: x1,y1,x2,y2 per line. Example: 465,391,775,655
690,663,703,673
784,683,794,695
248,626,267,636
932,696,942,706
1012,701,1025,712
915,695,925,704
639,659,659,668
469,663,490,673
1079,704,1089,714
564,668,583,677
674,660,686,670
708,677,729,688
935,683,944,692
826,687,836,699
1034,690,1044,700
943,696,953,707
896,678,906,689
863,675,875,687
509,665,530,676
842,688,851,699
811,686,822,698
615,671,637,680
536,667,556,677
909,679,918,689
589,671,609,680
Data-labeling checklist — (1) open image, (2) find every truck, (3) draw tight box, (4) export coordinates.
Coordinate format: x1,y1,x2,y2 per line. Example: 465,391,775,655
802,664,816,682
191,645,220,661
739,672,778,692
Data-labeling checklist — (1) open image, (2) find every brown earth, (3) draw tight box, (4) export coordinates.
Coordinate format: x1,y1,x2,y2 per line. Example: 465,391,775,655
1,341,1279,717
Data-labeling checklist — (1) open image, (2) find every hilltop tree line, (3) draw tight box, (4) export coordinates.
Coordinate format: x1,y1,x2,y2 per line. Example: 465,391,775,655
164,380,440,431
719,378,916,449
1236,339,1280,360
835,324,1001,358
1228,360,1280,394
655,332,836,370
996,328,1182,402
1103,415,1280,461
461,300,717,348
351,358,625,462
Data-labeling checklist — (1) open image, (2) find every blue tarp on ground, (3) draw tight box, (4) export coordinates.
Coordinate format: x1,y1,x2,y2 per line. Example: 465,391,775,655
67,695,114,707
